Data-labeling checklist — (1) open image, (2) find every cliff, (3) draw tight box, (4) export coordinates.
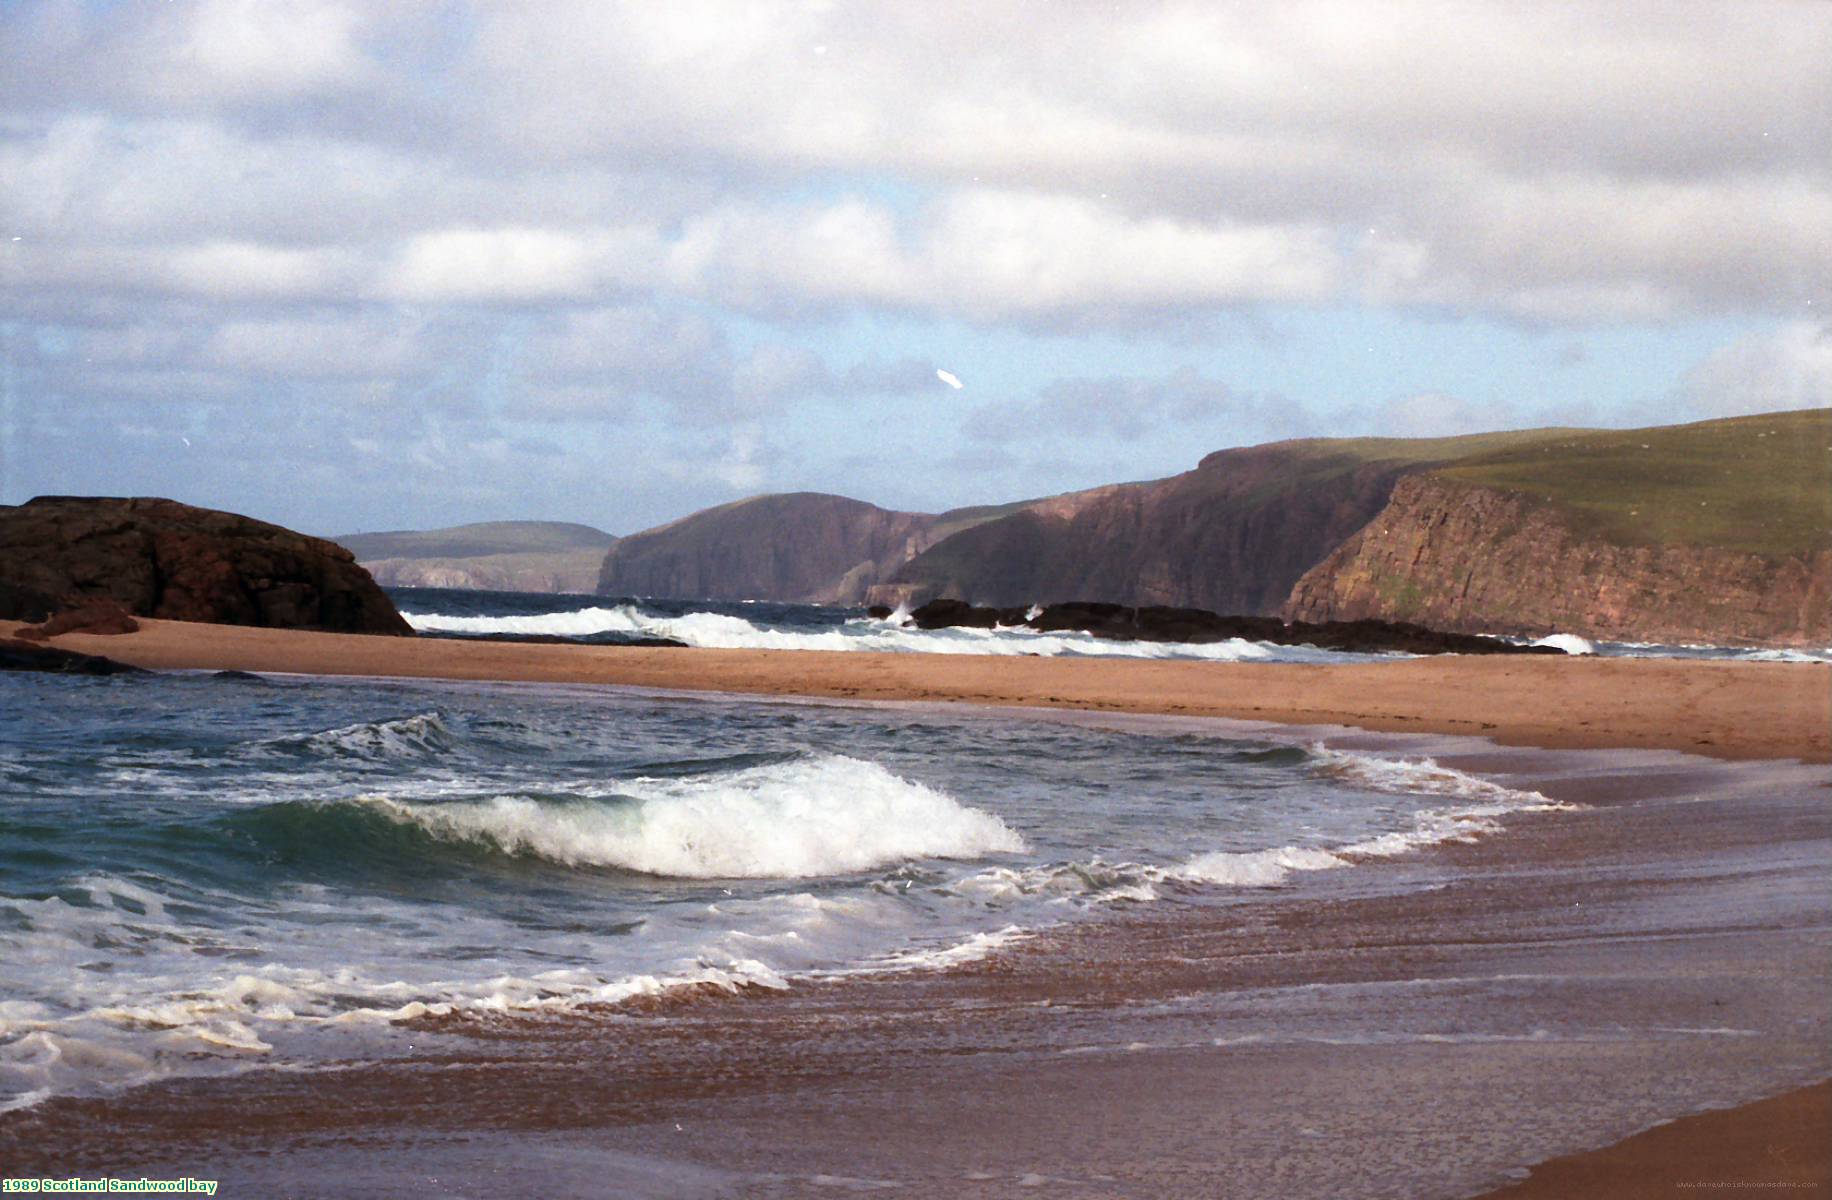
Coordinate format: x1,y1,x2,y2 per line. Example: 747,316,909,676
0,496,411,635
870,429,1567,611
1285,413,1832,647
358,552,609,594
595,493,1009,603
338,521,617,595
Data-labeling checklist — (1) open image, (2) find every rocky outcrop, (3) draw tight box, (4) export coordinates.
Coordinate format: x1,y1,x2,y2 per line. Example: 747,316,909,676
598,493,949,603
15,598,140,640
1284,475,1832,647
904,598,1561,656
0,637,145,675
0,497,412,635
0,581,56,623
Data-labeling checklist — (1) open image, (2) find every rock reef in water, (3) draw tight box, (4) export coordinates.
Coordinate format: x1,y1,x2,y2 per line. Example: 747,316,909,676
0,637,144,675
0,496,412,635
903,598,1564,656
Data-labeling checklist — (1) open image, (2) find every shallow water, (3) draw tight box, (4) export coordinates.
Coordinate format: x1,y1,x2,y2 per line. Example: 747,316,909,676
0,668,1565,1110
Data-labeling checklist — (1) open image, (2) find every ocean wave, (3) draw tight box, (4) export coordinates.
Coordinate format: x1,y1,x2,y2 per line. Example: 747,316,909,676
943,745,1574,897
1531,633,1597,655
400,603,1348,661
259,712,458,761
1180,749,1574,886
1734,646,1832,663
946,859,1165,906
247,753,1025,880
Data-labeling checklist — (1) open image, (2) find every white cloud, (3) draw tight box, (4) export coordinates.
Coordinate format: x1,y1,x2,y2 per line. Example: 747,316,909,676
968,366,1307,443
201,312,431,378
5,0,1831,533
170,0,373,101
660,191,1337,318
4,2,1825,323
382,227,655,304
1373,392,1513,439
1678,322,1832,418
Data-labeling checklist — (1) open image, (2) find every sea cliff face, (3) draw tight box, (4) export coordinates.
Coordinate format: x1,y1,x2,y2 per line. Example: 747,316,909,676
337,521,617,596
1284,474,1832,647
870,445,1421,612
360,553,606,595
596,493,944,603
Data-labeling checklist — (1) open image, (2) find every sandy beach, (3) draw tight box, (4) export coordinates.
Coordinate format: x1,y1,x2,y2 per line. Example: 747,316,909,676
4,619,1828,1197
8,617,1829,762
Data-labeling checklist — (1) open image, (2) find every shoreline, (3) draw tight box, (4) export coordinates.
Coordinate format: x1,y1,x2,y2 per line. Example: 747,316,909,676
1478,1081,1828,1198
0,723,1823,1197
4,621,1828,1195
6,617,1828,763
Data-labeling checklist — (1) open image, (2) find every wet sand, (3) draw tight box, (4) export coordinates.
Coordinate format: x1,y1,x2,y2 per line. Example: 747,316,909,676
1481,1081,1828,1198
7,617,1828,762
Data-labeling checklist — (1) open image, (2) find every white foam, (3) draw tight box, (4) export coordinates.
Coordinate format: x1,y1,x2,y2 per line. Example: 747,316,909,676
357,753,1026,879
1179,749,1575,887
1179,845,1348,887
1532,633,1597,655
1737,646,1832,663
854,925,1030,973
275,711,455,760
948,859,1163,905
402,604,1352,662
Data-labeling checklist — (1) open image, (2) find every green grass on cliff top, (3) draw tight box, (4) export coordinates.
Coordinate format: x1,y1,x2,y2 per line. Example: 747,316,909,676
1432,409,1832,558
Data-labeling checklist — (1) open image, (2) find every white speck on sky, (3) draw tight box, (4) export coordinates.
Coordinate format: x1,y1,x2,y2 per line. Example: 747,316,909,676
936,369,964,389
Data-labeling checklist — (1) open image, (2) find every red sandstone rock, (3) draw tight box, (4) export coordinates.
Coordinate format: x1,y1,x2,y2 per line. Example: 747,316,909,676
0,497,412,636
15,597,140,640
1283,474,1831,648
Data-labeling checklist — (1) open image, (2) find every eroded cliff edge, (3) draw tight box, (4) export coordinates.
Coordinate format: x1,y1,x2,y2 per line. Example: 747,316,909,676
1286,471,1830,648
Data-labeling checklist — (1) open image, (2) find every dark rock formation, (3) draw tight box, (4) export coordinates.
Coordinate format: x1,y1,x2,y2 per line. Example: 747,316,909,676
0,637,145,675
0,581,57,623
1285,474,1832,648
904,598,1029,629
15,598,140,640
0,497,412,635
904,599,1563,656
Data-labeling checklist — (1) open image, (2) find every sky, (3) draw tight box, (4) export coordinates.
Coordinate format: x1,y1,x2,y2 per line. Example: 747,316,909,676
1,1,1827,538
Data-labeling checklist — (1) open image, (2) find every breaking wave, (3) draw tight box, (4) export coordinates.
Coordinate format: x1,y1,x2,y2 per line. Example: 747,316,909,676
401,603,1349,661
1532,633,1597,655
260,712,459,761
1178,749,1575,886
246,754,1026,880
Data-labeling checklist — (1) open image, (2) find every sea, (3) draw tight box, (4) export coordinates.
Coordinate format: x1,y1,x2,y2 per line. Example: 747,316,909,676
391,586,1832,661
0,586,1822,1115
